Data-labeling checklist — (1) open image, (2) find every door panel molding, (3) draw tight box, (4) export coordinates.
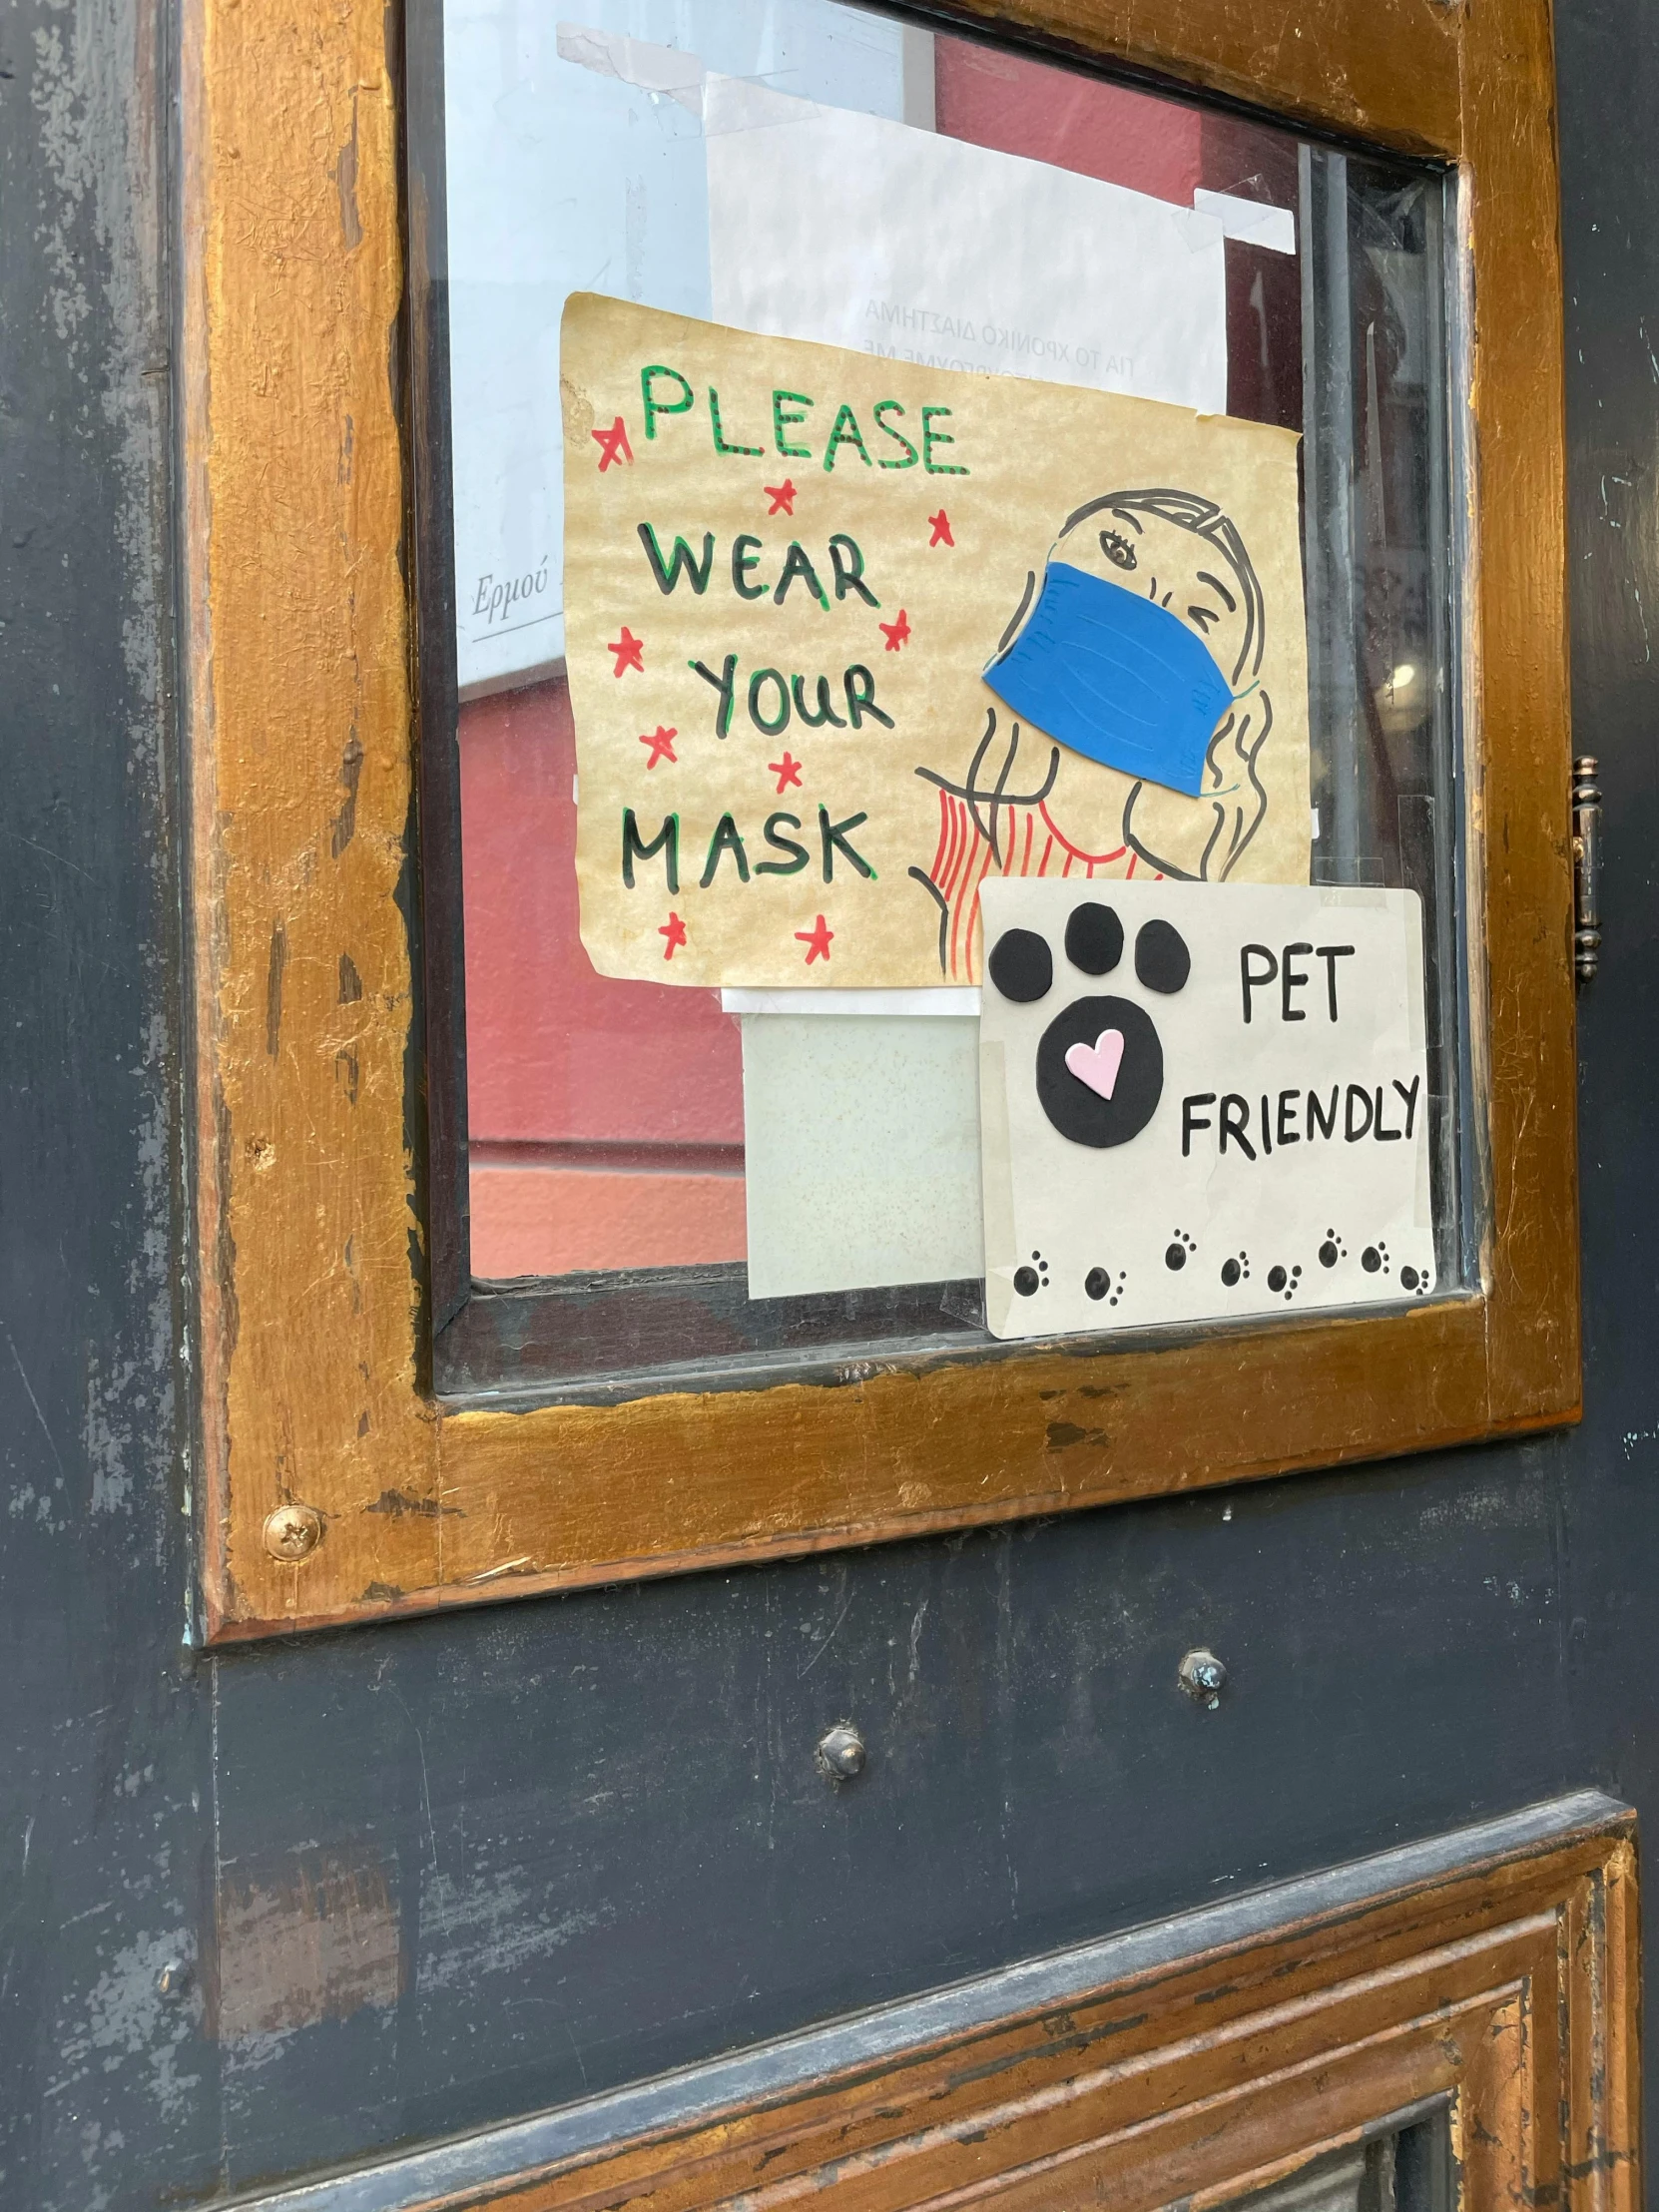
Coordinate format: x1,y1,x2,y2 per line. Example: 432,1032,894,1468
222,1791,1638,2212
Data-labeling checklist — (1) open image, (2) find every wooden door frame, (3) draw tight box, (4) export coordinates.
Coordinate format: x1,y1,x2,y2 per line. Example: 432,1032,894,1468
180,0,1576,1639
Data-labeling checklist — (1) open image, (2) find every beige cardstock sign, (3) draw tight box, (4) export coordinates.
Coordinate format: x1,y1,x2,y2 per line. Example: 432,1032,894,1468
562,293,1311,988
976,880,1433,1341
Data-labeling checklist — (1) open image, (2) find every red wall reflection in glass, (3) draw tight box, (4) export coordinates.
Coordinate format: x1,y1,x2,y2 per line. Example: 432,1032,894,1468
933,35,1202,203
459,676,745,1277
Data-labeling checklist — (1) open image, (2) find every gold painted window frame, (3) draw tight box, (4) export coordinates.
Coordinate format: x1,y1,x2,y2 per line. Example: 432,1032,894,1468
182,0,1576,1640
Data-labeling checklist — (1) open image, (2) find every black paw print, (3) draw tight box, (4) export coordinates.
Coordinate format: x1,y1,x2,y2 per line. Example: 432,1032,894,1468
1399,1264,1428,1295
1361,1241,1390,1276
1084,1265,1126,1307
1165,1230,1197,1272
1318,1229,1346,1268
986,902,1191,1150
1220,1252,1251,1288
1267,1263,1304,1302
1014,1251,1050,1297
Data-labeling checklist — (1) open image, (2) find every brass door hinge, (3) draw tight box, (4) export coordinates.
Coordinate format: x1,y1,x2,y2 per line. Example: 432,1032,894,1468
1573,756,1601,983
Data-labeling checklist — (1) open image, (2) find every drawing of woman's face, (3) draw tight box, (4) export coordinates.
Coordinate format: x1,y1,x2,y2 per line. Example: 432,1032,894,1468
1051,501,1255,692
1034,491,1273,881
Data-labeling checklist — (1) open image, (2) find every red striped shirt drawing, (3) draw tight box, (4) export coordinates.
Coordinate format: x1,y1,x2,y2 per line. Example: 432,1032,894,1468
910,712,1151,982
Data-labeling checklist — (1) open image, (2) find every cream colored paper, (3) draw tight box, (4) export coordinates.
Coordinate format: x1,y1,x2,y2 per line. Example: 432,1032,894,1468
975,881,1432,1341
563,293,1311,989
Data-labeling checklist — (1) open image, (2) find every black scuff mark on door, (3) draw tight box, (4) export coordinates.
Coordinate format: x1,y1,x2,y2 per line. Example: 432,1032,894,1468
331,733,364,856
266,923,287,1056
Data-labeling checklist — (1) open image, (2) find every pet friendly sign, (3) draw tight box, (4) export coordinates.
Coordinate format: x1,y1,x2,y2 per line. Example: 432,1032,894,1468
977,881,1433,1338
561,294,1311,989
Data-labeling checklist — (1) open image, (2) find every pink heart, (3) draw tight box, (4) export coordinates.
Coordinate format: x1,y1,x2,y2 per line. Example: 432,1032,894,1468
1065,1028,1126,1100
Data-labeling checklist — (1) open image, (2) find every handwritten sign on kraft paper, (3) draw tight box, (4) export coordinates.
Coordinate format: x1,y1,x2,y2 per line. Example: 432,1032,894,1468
562,294,1312,990
976,881,1433,1340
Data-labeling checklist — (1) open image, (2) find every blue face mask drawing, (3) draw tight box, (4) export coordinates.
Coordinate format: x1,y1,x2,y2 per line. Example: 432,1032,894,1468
983,560,1236,798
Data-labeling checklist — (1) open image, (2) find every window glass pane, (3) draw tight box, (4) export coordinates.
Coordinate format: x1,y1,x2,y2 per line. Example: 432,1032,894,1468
419,0,1468,1398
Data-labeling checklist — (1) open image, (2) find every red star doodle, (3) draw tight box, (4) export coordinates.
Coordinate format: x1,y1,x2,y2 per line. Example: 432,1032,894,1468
608,627,644,677
764,479,798,516
795,913,833,965
878,608,911,652
928,508,954,547
639,725,678,769
592,415,634,471
659,911,688,959
768,751,803,794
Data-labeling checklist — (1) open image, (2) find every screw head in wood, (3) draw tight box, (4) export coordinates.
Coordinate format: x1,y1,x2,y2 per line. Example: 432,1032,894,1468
263,1501,323,1562
817,1723,866,1781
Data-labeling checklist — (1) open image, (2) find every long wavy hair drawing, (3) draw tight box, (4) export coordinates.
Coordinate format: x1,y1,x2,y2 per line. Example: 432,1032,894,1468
912,487,1277,978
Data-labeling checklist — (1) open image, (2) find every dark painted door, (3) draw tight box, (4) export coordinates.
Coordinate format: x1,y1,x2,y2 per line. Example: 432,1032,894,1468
1,0,1655,2202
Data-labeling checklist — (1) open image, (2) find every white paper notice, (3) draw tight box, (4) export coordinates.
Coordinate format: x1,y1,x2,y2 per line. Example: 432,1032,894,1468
742,1015,983,1298
706,79,1228,413
977,881,1433,1340
441,2,918,695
